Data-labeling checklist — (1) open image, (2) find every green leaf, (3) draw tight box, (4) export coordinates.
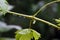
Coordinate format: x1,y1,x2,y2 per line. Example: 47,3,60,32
0,0,8,15
15,29,33,40
55,19,60,23
32,29,41,40
15,29,41,40
19,35,31,40
55,18,60,26
15,33,21,40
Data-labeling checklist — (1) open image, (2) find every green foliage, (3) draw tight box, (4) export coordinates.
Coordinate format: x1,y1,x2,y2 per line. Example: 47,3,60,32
32,29,41,40
0,0,60,40
15,29,41,40
55,18,60,26
0,0,8,15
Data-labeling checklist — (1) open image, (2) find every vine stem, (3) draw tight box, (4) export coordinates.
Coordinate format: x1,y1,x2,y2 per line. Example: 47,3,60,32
7,11,60,29
29,20,33,28
29,0,60,28
33,0,60,17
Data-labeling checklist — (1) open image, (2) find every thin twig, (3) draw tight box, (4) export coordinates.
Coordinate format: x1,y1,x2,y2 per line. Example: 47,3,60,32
29,0,60,29
7,11,33,18
33,0,60,17
29,20,33,28
33,17,59,29
7,11,60,29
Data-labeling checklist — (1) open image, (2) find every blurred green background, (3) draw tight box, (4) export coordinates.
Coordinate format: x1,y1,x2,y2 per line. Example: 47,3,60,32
0,0,60,40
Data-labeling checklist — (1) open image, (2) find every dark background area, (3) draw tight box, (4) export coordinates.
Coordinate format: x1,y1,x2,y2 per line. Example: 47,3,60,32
0,0,60,40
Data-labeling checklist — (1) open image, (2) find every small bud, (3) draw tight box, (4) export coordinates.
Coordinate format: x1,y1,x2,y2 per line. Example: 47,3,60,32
33,20,36,24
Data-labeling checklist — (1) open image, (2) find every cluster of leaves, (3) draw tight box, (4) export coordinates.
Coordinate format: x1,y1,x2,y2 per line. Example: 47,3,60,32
15,29,41,40
55,18,60,26
0,0,8,15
